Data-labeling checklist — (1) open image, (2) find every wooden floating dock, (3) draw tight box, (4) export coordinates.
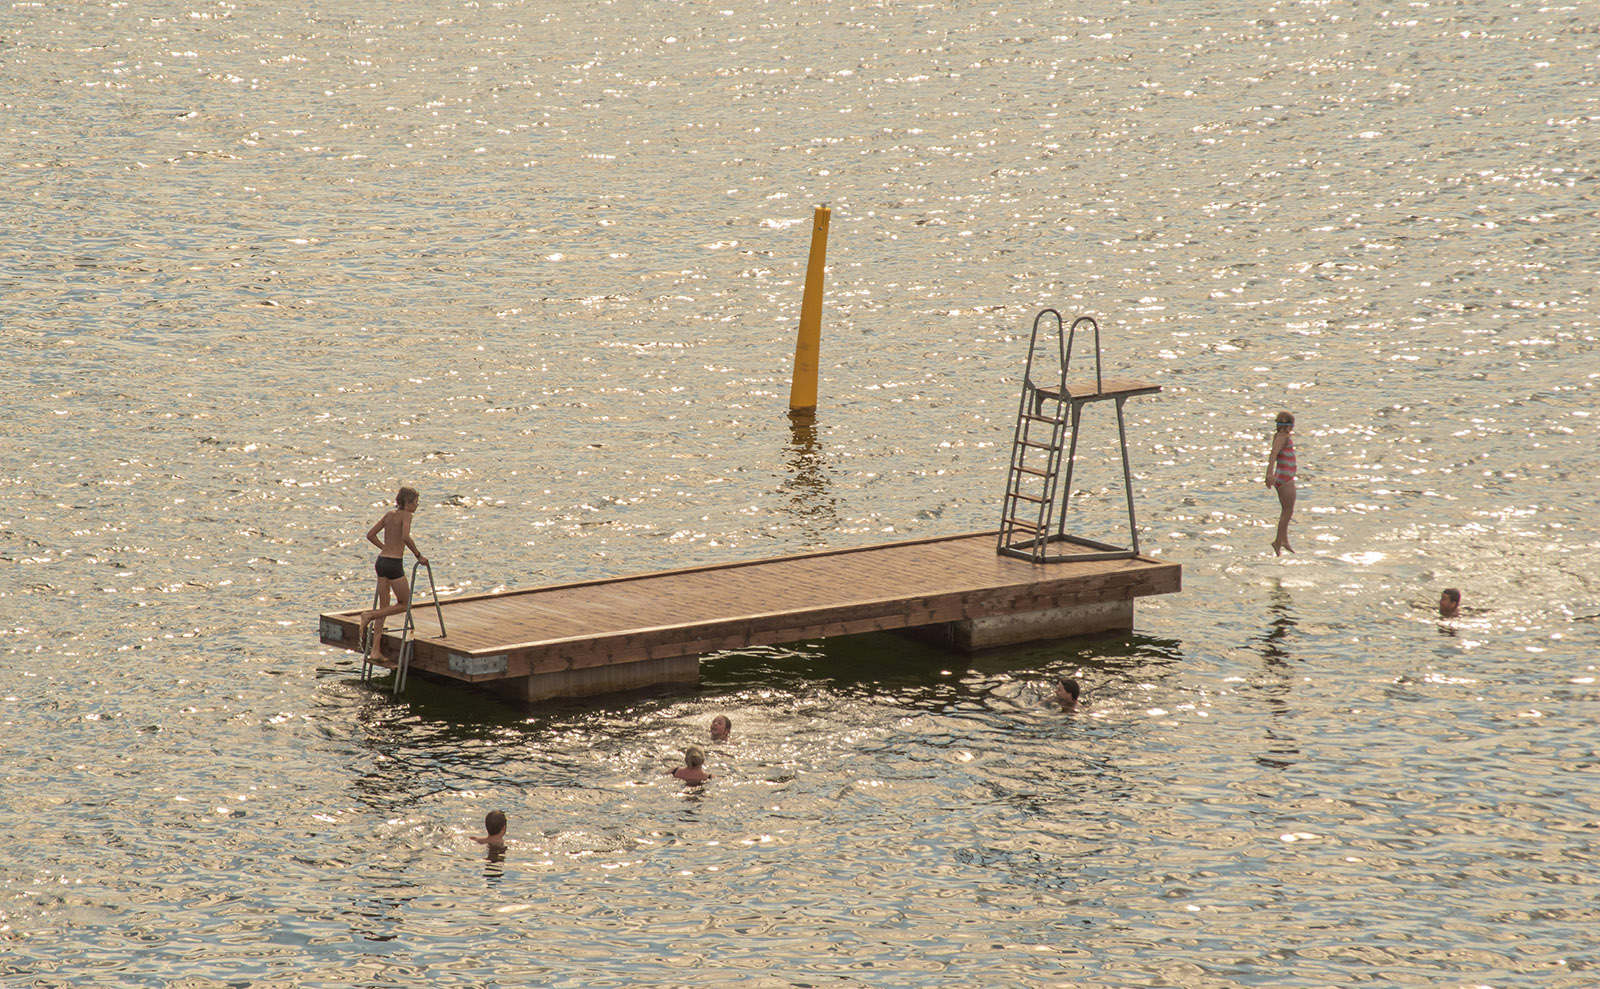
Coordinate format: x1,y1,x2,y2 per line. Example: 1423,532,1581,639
319,531,1180,702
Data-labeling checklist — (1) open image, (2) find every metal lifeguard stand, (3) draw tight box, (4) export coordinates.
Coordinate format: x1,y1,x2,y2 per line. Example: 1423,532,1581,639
997,309,1160,564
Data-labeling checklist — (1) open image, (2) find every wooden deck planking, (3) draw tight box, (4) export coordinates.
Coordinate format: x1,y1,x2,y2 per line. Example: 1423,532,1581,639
1035,378,1161,402
320,530,1179,683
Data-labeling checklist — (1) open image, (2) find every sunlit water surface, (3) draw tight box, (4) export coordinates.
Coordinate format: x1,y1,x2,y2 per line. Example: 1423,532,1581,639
4,1,1598,985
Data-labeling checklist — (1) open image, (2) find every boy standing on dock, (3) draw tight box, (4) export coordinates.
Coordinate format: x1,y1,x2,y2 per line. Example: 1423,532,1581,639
359,486,427,661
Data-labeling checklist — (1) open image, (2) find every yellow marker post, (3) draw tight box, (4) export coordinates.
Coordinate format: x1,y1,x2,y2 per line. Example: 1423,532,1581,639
788,204,831,413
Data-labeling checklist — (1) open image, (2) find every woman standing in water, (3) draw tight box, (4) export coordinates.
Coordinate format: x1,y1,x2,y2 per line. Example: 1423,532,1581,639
1265,411,1297,556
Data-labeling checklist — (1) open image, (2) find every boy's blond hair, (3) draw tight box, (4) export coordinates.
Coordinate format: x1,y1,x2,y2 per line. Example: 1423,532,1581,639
396,486,419,507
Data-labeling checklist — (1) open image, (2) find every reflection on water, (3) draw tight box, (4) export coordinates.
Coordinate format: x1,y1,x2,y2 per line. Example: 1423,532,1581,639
6,0,1600,985
780,410,839,545
1254,581,1301,770
481,845,506,879
1259,580,1298,666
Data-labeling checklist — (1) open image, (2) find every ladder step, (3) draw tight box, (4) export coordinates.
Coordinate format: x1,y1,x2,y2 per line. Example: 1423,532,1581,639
1019,440,1058,450
1013,465,1049,477
1003,517,1042,531
1009,492,1046,504
1021,413,1064,425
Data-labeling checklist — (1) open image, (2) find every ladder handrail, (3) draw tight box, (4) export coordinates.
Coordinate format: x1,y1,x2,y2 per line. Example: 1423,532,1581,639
1018,310,1103,395
1021,307,1066,396
407,559,447,640
360,559,447,695
1000,309,1069,557
1063,315,1102,396
393,560,447,695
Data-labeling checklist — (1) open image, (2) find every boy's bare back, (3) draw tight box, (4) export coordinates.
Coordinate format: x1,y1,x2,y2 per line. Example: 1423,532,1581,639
372,508,412,557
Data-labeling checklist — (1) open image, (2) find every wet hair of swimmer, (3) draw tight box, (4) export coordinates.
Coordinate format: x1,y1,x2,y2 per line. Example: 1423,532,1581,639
485,810,506,836
1057,678,1080,702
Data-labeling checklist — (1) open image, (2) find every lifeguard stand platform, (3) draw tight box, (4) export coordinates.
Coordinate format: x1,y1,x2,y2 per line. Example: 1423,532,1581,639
997,309,1161,563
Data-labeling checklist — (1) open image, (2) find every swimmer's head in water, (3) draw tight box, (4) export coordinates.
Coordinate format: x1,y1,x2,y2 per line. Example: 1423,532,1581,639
710,715,731,740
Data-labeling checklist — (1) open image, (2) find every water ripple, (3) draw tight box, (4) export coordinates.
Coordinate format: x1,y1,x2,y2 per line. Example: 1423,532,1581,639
5,0,1600,985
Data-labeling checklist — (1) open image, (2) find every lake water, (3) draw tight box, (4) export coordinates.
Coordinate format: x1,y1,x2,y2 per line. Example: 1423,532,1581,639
4,0,1599,985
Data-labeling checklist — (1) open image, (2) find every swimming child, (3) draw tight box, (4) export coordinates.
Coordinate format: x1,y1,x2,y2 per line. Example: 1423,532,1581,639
709,715,732,742
1264,411,1297,556
669,745,711,785
358,486,427,661
1054,677,1081,714
471,810,507,849
1439,588,1461,618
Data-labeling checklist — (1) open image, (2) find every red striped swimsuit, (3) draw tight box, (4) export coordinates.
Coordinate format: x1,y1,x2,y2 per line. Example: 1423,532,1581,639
1275,438,1297,486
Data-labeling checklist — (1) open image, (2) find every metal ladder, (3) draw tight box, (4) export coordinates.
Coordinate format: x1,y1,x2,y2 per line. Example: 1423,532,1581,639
997,308,1073,559
997,308,1144,564
360,560,447,696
